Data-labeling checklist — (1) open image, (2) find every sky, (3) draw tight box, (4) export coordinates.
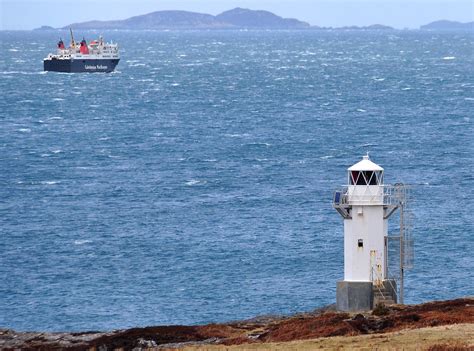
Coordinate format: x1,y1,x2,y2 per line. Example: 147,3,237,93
1,0,473,30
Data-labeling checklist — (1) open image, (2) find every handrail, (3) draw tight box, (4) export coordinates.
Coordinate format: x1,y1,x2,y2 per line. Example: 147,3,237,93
371,266,386,301
385,266,399,302
371,266,398,304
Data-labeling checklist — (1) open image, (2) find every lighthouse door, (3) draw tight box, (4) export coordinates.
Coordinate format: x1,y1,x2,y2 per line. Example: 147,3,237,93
370,250,383,286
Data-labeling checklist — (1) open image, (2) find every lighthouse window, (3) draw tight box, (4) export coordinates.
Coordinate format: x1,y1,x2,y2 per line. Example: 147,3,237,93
350,171,362,185
358,239,364,248
350,171,381,185
363,171,378,185
376,171,383,185
351,171,368,185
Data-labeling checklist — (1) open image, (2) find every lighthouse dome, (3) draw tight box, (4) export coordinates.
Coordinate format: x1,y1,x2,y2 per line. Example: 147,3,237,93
348,155,383,171
347,155,384,186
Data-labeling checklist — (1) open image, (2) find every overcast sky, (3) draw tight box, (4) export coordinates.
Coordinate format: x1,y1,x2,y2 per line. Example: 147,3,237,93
1,0,473,30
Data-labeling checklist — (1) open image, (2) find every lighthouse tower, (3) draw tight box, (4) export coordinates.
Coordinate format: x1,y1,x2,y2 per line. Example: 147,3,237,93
333,155,399,311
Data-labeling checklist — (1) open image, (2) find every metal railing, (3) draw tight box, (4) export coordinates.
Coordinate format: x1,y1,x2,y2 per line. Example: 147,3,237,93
333,190,349,206
385,266,399,302
371,266,398,304
333,184,407,207
371,266,388,301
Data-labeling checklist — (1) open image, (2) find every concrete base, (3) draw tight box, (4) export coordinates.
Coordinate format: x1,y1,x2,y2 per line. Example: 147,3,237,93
336,281,374,312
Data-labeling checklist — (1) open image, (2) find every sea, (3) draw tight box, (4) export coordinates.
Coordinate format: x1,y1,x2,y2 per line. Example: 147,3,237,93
1,30,473,332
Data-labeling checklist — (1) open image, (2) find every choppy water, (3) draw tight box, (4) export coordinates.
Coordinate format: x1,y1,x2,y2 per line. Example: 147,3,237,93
0,30,473,332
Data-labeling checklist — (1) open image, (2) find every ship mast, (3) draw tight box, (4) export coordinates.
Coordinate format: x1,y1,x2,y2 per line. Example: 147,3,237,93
70,28,76,48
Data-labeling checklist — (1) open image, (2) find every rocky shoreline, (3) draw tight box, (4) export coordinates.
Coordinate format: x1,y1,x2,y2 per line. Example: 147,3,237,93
1,298,473,350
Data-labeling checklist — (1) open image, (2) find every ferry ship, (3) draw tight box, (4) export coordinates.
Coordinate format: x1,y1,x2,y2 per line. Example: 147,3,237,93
44,29,120,73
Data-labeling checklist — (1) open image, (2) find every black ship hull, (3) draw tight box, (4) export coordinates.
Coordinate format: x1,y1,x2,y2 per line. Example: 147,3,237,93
44,58,120,73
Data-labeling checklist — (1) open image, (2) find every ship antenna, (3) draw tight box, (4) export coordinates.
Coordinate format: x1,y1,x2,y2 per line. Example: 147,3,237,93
70,28,76,48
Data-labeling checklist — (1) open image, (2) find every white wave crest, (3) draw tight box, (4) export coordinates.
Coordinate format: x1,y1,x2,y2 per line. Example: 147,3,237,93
74,239,92,245
41,181,60,185
186,179,206,186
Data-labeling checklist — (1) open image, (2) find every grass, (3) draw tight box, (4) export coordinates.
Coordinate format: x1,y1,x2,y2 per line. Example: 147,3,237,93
178,323,473,351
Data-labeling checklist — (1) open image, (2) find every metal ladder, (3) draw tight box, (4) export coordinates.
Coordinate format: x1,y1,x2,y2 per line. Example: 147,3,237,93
398,184,414,304
386,184,414,304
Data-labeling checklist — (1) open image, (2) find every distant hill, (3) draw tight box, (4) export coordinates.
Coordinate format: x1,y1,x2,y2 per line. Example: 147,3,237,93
215,8,309,29
363,24,394,30
420,20,473,30
62,8,309,30
34,25,55,31
65,11,228,30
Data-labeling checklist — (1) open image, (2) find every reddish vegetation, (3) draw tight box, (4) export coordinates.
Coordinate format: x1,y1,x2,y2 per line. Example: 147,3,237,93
90,326,206,350
1,298,472,350
427,344,472,351
257,298,474,343
257,312,354,342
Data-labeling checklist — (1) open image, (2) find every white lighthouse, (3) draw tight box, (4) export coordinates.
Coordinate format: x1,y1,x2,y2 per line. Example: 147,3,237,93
333,155,410,311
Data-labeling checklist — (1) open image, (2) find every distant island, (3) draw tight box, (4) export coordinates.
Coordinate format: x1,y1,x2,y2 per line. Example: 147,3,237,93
36,8,394,31
62,8,310,30
34,25,56,31
420,20,474,31
33,8,474,31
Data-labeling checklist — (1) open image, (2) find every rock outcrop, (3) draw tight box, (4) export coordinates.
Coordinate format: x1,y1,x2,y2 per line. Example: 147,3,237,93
1,298,473,350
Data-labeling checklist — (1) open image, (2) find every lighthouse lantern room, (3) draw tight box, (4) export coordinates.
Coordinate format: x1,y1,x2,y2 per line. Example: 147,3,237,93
333,155,412,311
